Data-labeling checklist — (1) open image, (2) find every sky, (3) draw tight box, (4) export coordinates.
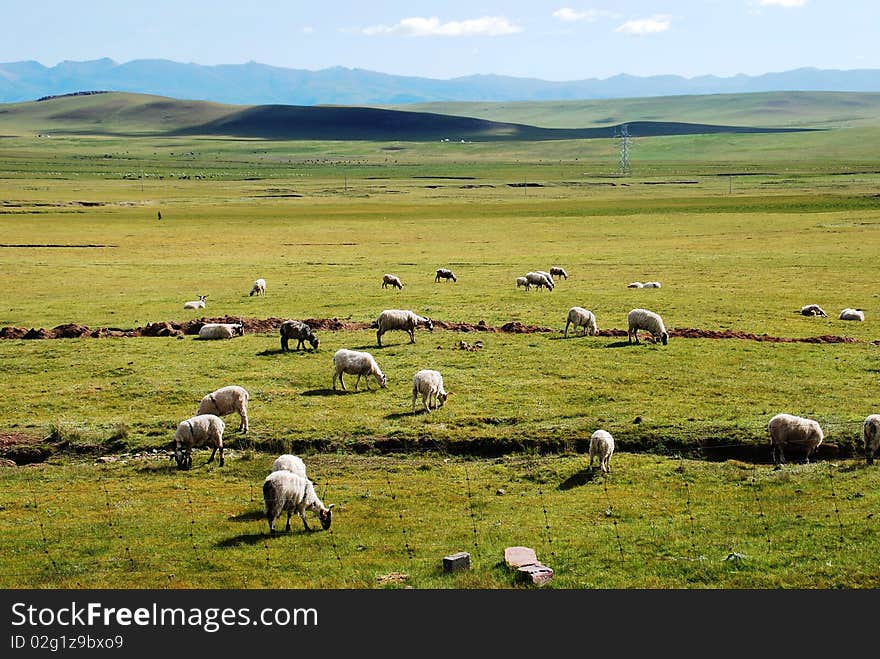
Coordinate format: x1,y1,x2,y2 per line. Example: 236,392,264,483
3,1,878,81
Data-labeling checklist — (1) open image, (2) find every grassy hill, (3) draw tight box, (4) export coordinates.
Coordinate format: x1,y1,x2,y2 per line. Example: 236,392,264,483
0,91,822,141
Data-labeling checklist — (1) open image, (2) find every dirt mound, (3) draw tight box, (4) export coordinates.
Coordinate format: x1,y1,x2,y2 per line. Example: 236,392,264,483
0,318,869,344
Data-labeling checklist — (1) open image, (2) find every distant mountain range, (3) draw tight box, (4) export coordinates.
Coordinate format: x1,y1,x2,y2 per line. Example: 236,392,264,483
1,59,878,105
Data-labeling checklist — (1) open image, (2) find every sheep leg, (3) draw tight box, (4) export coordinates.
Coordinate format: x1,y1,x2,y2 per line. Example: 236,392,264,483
377,330,383,347
218,446,224,467
299,510,313,532
207,447,217,463
564,321,570,338
355,374,362,391
409,329,415,343
412,391,418,413
285,511,292,533
423,394,431,413
281,335,288,351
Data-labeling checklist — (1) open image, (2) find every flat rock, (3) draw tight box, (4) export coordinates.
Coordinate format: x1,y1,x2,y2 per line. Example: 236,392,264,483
443,551,471,572
517,563,554,586
504,546,538,568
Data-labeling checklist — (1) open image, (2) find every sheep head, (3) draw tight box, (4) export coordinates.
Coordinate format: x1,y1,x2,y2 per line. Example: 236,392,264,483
319,503,335,530
309,336,320,350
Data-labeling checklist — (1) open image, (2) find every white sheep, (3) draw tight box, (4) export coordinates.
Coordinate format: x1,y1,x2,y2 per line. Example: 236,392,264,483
197,385,249,433
183,295,208,309
262,470,334,533
564,307,598,338
801,304,828,317
862,414,880,465
535,270,555,286
411,369,449,413
627,308,668,345
382,273,404,290
280,319,319,351
627,282,644,288
768,413,824,465
171,413,225,470
249,278,266,297
589,429,615,474
643,281,662,288
839,308,865,321
272,453,307,477
198,322,244,340
435,268,457,283
516,276,530,290
332,348,387,391
550,266,568,280
525,271,554,291
375,309,433,347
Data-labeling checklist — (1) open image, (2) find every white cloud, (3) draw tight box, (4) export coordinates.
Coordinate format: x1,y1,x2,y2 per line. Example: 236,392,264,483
615,15,671,35
301,26,314,34
758,0,807,6
552,8,616,22
363,16,522,37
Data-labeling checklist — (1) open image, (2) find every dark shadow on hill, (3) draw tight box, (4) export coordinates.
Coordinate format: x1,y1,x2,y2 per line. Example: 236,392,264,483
301,388,345,397
603,341,633,348
558,469,599,490
173,105,821,142
216,532,271,548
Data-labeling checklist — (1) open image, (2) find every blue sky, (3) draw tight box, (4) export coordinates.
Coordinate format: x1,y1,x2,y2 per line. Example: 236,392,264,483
3,1,877,80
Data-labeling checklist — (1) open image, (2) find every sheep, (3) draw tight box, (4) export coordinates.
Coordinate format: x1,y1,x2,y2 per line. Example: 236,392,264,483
839,308,865,321
535,270,555,286
643,281,662,288
564,307,598,338
280,319,319,352
525,271,554,291
272,453,306,477
801,304,828,317
589,429,615,474
197,385,249,433
627,308,668,346
382,273,404,290
516,276,530,290
171,413,225,470
411,369,449,413
550,266,568,280
863,414,880,465
768,413,824,465
249,278,266,297
197,322,244,340
375,309,433,347
627,282,644,289
262,470,334,533
435,268,457,283
183,295,208,309
332,348,387,391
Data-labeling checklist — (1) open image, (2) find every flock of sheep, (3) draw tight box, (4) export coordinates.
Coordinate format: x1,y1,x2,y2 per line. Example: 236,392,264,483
168,266,880,531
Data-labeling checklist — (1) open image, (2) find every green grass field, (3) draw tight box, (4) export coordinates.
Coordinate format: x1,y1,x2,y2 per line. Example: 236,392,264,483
1,91,880,588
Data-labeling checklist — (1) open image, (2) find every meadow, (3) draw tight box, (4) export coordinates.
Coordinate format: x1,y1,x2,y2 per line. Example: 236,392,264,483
1,92,879,588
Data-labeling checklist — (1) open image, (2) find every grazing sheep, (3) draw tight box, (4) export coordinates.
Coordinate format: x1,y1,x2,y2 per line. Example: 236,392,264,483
280,319,319,352
768,413,824,465
197,322,244,340
564,307,598,338
184,295,208,309
801,304,828,317
516,276,530,290
535,270,555,286
643,281,662,289
272,453,307,477
262,470,334,533
332,348,387,391
382,273,404,290
627,282,644,289
550,266,568,280
376,309,433,347
249,278,266,297
411,369,449,413
525,271,554,291
171,414,225,470
589,429,615,474
197,385,249,433
839,308,865,321
435,268,457,283
863,414,880,465
627,308,668,345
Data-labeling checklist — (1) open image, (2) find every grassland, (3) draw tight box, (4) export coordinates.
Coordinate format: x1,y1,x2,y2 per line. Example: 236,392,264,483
1,91,879,588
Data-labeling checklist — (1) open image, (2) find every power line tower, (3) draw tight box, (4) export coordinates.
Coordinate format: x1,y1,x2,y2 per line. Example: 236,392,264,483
616,124,632,176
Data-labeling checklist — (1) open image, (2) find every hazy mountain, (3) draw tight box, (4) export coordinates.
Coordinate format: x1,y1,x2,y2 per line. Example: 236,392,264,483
0,58,878,105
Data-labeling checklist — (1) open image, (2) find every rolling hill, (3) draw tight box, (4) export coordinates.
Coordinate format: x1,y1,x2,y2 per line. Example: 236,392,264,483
0,91,821,142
